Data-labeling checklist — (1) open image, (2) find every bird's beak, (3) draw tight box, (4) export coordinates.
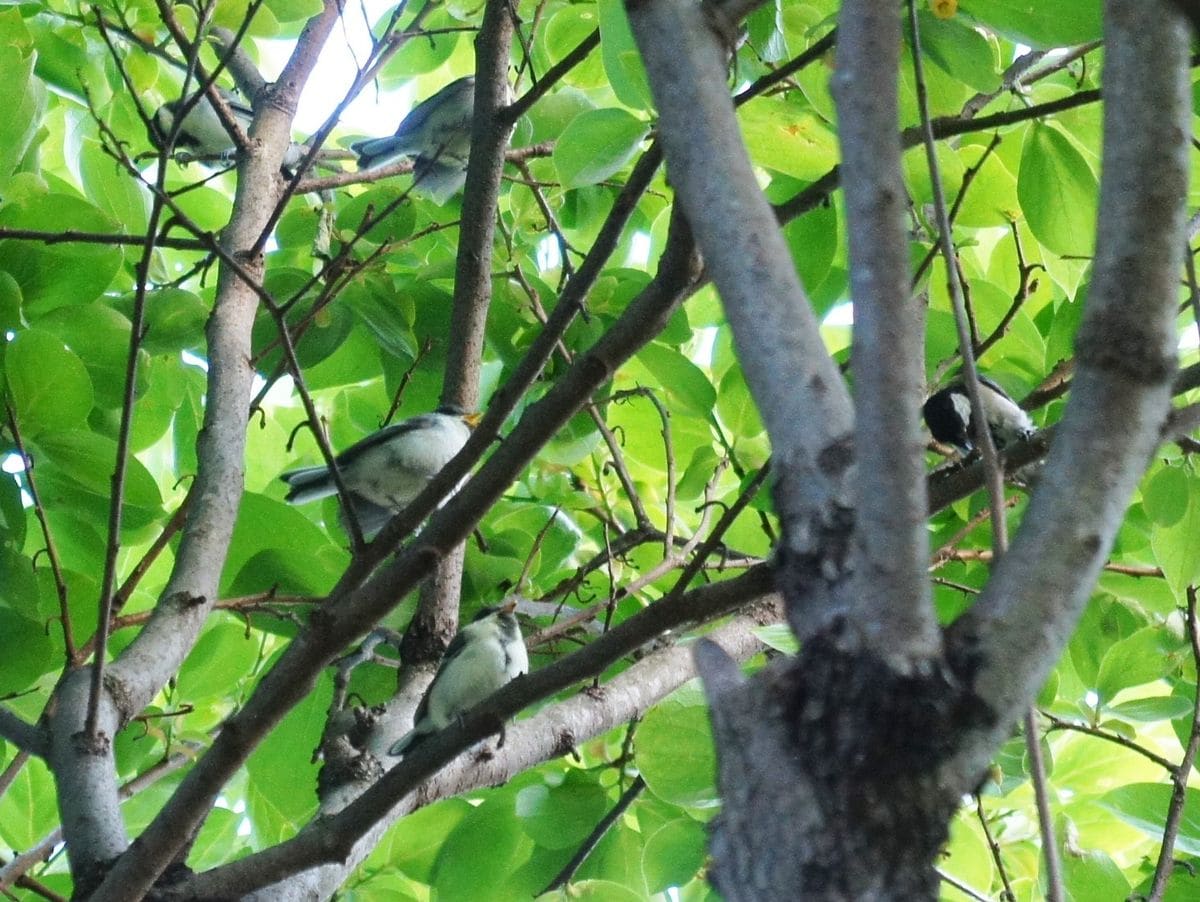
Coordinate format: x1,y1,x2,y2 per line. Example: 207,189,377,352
499,598,518,615
463,411,483,428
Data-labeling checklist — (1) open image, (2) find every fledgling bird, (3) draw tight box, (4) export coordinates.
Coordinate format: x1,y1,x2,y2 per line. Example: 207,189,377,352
280,405,480,538
149,90,307,169
351,76,511,203
389,600,528,757
923,376,1035,455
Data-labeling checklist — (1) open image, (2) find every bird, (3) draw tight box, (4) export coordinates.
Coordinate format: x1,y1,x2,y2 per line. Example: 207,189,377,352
149,88,254,159
280,405,480,538
389,600,528,757
923,375,1035,455
149,89,307,169
351,76,510,203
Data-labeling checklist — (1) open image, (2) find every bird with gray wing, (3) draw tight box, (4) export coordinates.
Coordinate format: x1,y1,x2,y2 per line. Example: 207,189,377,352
280,404,480,539
390,600,528,757
352,76,511,203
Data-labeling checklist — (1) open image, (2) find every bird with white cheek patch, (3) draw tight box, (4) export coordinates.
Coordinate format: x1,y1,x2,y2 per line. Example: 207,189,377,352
390,600,528,757
923,375,1035,456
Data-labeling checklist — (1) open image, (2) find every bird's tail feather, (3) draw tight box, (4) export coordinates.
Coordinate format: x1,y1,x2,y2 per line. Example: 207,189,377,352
388,724,433,757
280,467,335,505
352,136,419,171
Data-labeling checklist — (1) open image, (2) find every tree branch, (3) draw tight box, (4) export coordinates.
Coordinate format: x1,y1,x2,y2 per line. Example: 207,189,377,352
184,595,776,898
834,0,938,663
0,707,47,758
83,209,705,897
627,0,855,643
84,4,345,899
396,0,518,685
948,0,1191,781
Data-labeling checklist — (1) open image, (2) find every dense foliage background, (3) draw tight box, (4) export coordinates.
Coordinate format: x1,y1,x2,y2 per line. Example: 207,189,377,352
0,0,1198,899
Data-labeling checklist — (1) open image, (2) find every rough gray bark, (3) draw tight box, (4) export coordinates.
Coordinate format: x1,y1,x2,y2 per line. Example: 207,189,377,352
634,0,1190,898
946,0,1190,781
63,4,344,897
627,0,857,650
195,600,777,899
834,0,938,662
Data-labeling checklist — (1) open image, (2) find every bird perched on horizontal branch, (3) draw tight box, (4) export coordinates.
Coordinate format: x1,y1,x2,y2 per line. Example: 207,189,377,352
923,375,1035,456
280,404,480,539
351,76,510,203
390,600,528,757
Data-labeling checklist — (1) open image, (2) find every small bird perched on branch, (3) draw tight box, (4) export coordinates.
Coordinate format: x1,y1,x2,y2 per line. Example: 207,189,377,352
280,405,480,539
351,76,509,203
149,89,306,169
923,375,1035,456
390,600,528,757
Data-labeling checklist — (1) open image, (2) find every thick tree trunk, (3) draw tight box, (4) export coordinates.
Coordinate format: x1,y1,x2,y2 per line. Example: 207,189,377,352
700,636,981,900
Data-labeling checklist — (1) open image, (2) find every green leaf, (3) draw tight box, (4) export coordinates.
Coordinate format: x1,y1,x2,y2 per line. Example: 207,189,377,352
960,0,1102,48
0,194,123,311
0,756,56,850
187,807,246,870
33,429,163,515
1108,695,1194,724
1063,849,1131,901
747,1,787,65
915,10,1001,94
371,799,472,883
36,304,144,409
784,196,838,295
642,818,706,893
1152,489,1200,602
1101,784,1200,855
341,281,417,361
635,343,717,420
739,98,839,180
220,493,348,596
637,685,717,809
0,37,45,188
266,0,324,23
954,142,1019,229
0,269,21,331
0,608,59,692
79,138,149,234
554,109,648,188
940,814,995,901
0,547,41,620
175,620,262,703
5,328,94,436
129,289,209,355
1095,627,1185,704
539,880,644,901
516,771,610,849
431,795,528,901
1144,465,1191,527
244,669,332,837
596,0,651,110
753,623,799,655
1018,123,1097,257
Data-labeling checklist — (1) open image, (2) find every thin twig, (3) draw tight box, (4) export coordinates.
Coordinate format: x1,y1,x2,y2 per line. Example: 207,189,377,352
908,4,1062,898
1148,586,1200,901
975,795,1017,902
0,228,208,250
539,775,647,894
85,71,174,738
2,401,75,661
1041,711,1177,773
